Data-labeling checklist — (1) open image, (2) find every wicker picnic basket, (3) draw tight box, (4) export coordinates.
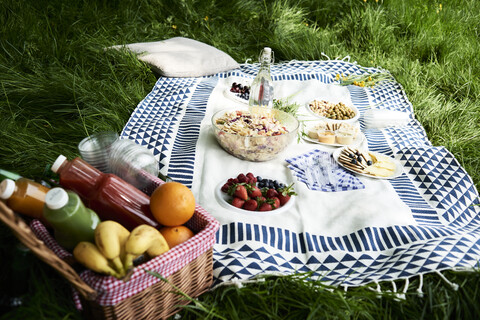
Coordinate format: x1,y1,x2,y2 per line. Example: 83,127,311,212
0,175,220,319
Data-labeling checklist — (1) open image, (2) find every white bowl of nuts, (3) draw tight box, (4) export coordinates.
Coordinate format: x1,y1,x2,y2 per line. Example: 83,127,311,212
306,99,360,124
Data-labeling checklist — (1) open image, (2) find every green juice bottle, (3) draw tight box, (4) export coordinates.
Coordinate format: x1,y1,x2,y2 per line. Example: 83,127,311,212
43,187,101,250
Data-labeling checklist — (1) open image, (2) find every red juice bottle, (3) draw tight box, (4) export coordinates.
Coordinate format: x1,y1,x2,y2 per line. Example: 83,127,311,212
51,155,158,230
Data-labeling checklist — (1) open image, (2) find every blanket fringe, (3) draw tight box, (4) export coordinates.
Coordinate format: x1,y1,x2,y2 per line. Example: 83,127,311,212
366,281,382,298
321,52,331,60
395,278,409,301
417,274,424,298
358,273,454,300
436,271,459,291
321,52,352,63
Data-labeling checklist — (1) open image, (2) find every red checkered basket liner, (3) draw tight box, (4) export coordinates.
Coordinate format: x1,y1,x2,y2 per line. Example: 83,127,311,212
29,175,219,310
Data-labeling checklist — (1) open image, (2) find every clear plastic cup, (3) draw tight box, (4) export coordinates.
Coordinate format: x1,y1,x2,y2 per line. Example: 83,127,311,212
108,139,160,190
78,132,119,173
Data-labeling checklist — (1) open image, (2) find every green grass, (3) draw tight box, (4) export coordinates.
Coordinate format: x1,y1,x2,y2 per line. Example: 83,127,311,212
1,0,479,318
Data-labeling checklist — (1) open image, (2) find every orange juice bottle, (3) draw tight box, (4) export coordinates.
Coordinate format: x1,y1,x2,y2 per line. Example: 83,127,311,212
0,178,50,222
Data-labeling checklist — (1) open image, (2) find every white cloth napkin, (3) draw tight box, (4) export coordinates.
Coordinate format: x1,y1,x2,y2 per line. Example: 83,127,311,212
285,149,365,192
363,109,411,129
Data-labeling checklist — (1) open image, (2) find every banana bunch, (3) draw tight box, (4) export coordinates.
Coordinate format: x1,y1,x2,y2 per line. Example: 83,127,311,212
123,224,170,271
73,242,123,278
73,221,170,279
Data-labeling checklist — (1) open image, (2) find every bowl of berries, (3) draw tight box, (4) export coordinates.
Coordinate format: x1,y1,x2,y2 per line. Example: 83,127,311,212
215,172,297,213
212,107,299,162
224,81,251,104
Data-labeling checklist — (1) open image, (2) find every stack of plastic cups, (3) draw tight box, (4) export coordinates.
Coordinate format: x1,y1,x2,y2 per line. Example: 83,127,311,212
77,132,119,173
108,139,160,191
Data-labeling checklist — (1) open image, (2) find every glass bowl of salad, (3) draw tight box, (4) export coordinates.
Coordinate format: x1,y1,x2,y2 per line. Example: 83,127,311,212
212,107,299,161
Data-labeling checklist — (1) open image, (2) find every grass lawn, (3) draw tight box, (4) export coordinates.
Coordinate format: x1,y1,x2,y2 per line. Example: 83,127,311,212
1,0,479,318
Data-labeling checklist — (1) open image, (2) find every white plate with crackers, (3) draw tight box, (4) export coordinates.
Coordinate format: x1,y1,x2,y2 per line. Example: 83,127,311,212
302,132,366,147
332,147,403,180
301,121,365,147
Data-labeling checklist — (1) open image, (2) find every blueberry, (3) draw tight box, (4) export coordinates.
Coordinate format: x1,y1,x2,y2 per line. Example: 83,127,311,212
273,181,279,189
367,160,373,166
257,176,263,182
351,159,358,165
278,183,285,189
357,156,362,163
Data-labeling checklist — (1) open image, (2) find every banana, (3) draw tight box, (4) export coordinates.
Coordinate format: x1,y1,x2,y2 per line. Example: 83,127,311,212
94,220,130,276
123,225,169,271
73,241,122,278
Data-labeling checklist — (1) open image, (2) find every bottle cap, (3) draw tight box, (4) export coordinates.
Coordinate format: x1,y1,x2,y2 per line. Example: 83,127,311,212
260,47,272,63
0,179,15,200
51,155,67,173
45,187,69,210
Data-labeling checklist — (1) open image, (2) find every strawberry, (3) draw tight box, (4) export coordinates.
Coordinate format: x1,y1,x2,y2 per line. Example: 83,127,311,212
234,184,248,201
243,199,258,211
277,183,297,206
248,186,262,198
231,197,245,208
256,196,266,203
259,202,273,211
227,183,248,201
265,188,278,198
269,197,280,209
277,194,290,206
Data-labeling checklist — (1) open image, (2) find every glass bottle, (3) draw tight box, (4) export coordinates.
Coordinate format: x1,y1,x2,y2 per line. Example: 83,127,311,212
249,47,274,108
43,187,100,250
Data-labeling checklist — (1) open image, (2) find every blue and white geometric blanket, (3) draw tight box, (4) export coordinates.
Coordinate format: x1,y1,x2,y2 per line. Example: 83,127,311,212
121,60,480,290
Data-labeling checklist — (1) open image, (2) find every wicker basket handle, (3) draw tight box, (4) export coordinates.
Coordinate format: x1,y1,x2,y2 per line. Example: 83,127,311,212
0,201,98,301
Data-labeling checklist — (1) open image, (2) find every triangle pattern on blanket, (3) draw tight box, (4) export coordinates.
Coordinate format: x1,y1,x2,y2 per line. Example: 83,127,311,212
398,147,477,225
213,233,480,287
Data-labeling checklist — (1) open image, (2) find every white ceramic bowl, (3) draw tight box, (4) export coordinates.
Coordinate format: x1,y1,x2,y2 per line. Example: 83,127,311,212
306,99,360,124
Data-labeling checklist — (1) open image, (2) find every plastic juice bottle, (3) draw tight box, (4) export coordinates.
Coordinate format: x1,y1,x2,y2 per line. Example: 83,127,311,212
249,47,274,108
0,169,22,181
51,155,158,230
43,188,100,250
0,178,50,222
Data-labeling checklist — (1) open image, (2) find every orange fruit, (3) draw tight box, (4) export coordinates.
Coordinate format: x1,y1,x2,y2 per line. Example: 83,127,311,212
150,181,195,226
160,226,195,248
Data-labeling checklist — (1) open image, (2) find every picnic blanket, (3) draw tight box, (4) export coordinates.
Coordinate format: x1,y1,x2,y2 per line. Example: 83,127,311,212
121,59,480,291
